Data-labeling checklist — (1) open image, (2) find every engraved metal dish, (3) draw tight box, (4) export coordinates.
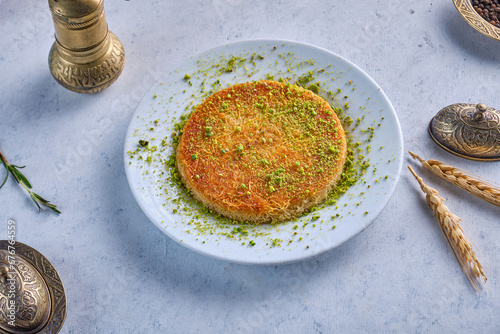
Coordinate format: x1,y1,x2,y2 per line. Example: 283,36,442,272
429,103,500,161
453,0,500,41
0,241,66,334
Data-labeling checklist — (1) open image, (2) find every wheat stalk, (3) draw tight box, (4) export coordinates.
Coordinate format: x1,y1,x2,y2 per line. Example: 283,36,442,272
409,151,500,208
408,166,486,291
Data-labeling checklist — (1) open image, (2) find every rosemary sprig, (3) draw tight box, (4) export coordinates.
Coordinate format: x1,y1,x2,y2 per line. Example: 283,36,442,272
0,151,61,214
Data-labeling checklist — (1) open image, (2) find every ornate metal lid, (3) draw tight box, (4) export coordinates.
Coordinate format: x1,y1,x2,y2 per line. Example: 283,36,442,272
429,103,500,161
0,241,66,334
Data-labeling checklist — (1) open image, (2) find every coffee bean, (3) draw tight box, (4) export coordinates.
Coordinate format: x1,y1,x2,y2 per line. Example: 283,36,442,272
474,0,500,27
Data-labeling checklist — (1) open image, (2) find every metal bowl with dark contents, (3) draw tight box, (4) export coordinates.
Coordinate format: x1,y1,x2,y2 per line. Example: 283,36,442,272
453,0,500,41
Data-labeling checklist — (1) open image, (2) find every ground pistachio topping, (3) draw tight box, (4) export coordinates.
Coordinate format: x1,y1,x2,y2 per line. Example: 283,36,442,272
127,44,388,248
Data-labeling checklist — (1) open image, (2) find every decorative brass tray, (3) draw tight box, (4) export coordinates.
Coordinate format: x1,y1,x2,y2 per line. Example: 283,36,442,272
453,0,500,41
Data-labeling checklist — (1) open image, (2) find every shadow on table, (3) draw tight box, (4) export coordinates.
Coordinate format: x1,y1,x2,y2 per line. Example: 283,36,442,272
13,71,98,119
442,5,500,61
108,162,374,321
135,223,370,329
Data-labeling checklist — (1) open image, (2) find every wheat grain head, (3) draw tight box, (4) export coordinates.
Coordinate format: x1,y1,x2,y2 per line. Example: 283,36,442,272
408,166,487,291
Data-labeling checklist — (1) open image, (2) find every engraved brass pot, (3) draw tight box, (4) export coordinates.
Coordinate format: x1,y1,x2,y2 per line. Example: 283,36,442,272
429,103,500,161
48,0,125,94
0,241,66,334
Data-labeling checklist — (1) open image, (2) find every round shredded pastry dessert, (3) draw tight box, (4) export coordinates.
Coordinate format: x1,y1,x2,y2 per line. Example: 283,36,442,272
176,80,347,223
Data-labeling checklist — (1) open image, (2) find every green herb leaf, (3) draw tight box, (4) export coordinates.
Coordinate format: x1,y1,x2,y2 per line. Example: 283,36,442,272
30,192,43,211
0,150,61,214
11,168,32,188
0,171,8,189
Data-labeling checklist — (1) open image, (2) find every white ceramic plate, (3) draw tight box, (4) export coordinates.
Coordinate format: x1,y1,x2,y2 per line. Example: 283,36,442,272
124,40,403,264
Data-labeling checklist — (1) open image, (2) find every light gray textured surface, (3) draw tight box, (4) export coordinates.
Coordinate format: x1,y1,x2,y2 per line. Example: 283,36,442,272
0,1,499,333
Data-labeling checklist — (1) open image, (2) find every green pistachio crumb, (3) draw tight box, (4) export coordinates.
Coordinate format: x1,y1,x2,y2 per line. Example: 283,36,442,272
205,126,214,137
307,83,320,94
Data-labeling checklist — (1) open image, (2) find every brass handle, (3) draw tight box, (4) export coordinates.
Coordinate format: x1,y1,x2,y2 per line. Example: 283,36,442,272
475,103,487,121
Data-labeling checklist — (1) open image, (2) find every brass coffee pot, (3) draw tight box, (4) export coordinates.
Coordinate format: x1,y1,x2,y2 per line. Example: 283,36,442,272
48,0,125,93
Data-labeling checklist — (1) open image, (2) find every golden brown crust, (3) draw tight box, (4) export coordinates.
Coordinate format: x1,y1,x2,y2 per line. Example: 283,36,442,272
176,80,347,223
